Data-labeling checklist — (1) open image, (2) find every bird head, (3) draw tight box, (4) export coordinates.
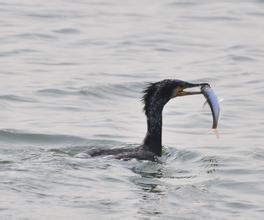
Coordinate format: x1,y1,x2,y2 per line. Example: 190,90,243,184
142,79,209,114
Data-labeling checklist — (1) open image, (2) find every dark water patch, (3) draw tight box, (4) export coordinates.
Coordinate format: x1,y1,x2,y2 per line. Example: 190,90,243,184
78,81,144,99
245,79,263,84
72,39,107,47
30,61,81,66
181,15,240,21
0,49,38,57
224,201,259,210
36,88,74,96
226,44,247,51
93,134,130,140
219,167,262,176
225,54,256,62
15,33,56,40
0,129,89,146
131,162,164,179
248,48,264,57
24,11,85,19
102,72,150,79
78,2,114,6
111,39,134,46
53,106,84,112
250,148,264,160
0,71,19,75
247,11,264,17
53,28,80,34
130,175,164,193
0,95,36,103
154,48,174,52
167,0,198,6
119,12,148,18
0,160,13,165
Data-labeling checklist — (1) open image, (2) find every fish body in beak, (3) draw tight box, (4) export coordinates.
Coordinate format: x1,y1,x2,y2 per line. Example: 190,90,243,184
174,81,220,129
201,85,220,129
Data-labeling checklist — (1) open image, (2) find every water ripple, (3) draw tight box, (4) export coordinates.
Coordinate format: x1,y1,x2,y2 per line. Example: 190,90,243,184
0,95,36,103
1,0,264,219
0,49,38,57
0,129,88,146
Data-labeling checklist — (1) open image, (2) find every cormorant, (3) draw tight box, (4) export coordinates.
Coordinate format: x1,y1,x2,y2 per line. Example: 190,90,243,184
89,79,209,161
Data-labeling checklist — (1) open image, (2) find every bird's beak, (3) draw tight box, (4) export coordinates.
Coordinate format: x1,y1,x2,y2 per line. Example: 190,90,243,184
177,82,209,97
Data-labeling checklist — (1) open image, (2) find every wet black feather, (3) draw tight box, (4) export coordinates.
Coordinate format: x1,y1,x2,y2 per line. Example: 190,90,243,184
142,79,181,114
142,82,158,114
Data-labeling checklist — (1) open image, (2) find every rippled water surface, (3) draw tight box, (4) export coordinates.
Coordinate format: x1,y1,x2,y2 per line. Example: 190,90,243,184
1,0,264,219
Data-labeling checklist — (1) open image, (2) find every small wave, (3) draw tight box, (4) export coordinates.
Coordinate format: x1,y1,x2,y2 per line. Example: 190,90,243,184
35,81,145,100
30,61,81,66
0,160,13,165
167,1,197,6
15,33,56,40
53,28,80,34
0,95,36,103
24,11,85,19
226,54,256,62
0,129,89,146
78,81,145,99
128,147,218,182
36,89,74,96
163,147,201,162
0,49,38,57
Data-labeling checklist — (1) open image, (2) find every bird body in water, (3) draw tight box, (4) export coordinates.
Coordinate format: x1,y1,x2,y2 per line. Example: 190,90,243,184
89,79,209,161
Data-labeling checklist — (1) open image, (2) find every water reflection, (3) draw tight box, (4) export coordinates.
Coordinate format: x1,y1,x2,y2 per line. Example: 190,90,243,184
128,149,220,217
200,156,219,174
130,175,165,217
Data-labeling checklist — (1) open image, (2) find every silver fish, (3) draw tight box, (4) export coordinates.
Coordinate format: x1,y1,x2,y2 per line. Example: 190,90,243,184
201,85,220,129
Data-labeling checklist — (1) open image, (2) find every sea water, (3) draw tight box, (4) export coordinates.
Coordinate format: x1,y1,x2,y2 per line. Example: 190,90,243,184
0,0,264,219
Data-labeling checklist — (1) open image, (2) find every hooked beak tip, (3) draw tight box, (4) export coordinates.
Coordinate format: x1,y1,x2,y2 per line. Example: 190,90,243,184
177,82,210,97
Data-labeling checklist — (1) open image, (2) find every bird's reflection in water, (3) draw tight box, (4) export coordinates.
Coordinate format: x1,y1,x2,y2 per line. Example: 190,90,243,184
130,162,166,217
133,179,165,217
128,154,219,218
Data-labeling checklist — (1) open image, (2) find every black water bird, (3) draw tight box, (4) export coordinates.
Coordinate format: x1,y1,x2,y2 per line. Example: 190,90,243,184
89,79,208,161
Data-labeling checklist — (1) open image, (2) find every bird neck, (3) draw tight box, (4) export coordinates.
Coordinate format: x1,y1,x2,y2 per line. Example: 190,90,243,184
143,105,163,156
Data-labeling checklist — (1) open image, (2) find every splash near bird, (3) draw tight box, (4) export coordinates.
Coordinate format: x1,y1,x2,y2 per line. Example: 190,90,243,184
88,79,220,161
